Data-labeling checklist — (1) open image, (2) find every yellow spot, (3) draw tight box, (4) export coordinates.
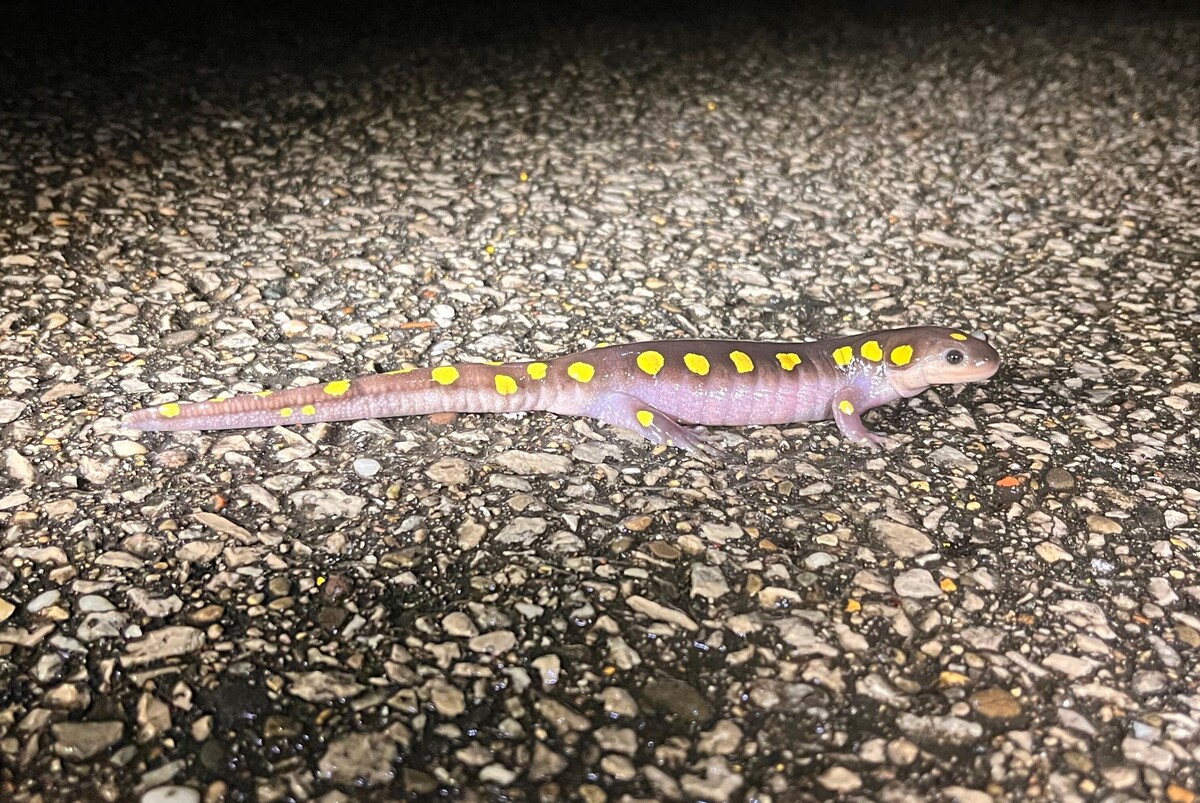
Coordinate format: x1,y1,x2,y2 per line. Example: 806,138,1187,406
838,400,855,415
385,367,415,375
253,390,273,397
158,403,181,418
939,670,970,687
860,340,883,362
484,244,495,255
495,375,518,395
324,379,351,396
280,407,293,417
526,362,548,380
832,346,854,367
567,362,595,383
207,397,226,404
775,352,801,371
890,345,914,366
950,332,968,341
636,350,665,376
301,404,316,416
940,578,958,593
729,351,754,373
316,575,326,586
684,353,710,376
636,410,654,427
519,171,529,182
845,599,861,613
431,366,459,385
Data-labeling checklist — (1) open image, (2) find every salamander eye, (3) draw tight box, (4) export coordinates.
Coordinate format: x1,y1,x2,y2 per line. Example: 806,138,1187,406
945,349,965,365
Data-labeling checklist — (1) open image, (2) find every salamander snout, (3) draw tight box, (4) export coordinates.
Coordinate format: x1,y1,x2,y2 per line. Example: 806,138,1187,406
929,330,1000,384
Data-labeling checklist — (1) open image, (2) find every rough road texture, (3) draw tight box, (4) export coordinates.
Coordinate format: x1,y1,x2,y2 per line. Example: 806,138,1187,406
1,3,1198,801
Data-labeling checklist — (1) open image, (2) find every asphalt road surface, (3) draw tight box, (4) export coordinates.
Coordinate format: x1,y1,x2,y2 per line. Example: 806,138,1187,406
0,3,1198,801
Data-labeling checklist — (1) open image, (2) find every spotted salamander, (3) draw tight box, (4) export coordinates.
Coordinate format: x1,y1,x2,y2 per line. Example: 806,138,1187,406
123,326,1000,456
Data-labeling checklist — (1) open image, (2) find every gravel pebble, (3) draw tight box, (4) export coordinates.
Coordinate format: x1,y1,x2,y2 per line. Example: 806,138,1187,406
26,589,61,614
599,687,639,719
531,653,561,687
626,595,698,630
971,687,1023,719
893,569,943,599
121,627,204,667
1045,467,1076,490
442,611,478,637
1086,515,1122,534
428,679,466,718
886,738,920,765
1043,653,1100,679
318,731,397,786
353,457,381,478
425,457,471,485
1121,736,1174,773
698,720,743,755
495,516,548,545
492,450,573,475
818,765,863,792
286,671,365,703
689,563,731,601
52,721,123,760
680,757,743,802
870,519,935,558
928,445,979,473
897,713,984,745
1034,541,1073,563
140,787,201,803
0,400,26,424
287,489,366,519
78,595,115,613
536,698,591,733
468,629,517,655
642,678,714,724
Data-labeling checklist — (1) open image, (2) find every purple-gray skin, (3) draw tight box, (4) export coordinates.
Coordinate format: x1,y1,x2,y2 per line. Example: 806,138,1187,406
123,326,1000,457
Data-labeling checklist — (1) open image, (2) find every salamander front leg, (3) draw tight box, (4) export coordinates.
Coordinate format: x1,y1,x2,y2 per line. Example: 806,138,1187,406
831,393,886,450
585,393,728,460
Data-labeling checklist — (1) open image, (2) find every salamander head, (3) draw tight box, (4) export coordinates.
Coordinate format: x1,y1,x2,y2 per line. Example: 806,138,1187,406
883,327,1000,397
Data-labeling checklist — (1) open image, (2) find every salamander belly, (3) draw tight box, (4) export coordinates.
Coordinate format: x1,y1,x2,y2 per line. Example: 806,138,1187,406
636,373,832,427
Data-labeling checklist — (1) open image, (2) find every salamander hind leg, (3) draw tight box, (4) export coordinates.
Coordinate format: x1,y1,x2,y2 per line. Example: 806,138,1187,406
585,393,728,460
831,391,886,450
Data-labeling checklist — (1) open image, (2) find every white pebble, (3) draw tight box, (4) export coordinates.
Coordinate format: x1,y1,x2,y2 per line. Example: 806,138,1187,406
353,458,381,478
140,786,201,803
27,590,61,613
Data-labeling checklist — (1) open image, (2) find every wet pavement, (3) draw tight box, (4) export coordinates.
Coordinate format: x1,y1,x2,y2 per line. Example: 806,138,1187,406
1,2,1198,801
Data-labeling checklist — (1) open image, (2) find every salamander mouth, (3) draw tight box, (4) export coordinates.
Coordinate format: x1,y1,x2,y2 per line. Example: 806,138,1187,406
978,361,1000,380
940,360,999,385
965,354,1001,383
888,354,998,395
